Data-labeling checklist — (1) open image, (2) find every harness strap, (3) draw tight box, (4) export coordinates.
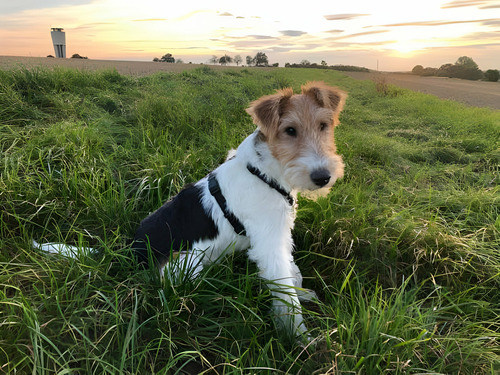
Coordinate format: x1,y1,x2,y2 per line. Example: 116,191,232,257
208,173,247,236
208,165,293,236
246,164,295,206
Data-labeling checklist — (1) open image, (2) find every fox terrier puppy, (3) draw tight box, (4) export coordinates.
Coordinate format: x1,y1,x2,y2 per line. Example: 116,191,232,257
131,81,347,338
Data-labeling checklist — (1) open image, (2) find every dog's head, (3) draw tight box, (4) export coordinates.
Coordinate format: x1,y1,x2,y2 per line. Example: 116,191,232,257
246,81,347,194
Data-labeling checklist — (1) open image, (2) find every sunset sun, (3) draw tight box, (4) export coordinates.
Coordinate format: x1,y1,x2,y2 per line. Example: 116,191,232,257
389,40,427,56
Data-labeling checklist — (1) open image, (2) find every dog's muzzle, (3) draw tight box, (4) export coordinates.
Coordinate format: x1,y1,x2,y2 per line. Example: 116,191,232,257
310,169,331,187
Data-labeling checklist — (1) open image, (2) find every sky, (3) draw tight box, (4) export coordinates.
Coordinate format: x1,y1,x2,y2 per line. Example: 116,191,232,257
1,0,499,71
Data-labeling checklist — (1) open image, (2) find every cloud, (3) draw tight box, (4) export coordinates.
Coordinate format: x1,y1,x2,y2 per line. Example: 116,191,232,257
279,30,307,37
0,0,91,14
225,39,278,50
175,10,212,21
270,47,293,52
265,43,324,53
481,19,500,26
325,29,344,34
383,19,499,27
328,30,389,41
324,14,370,21
480,4,500,8
73,22,117,30
132,19,167,22
441,1,487,8
457,31,500,41
219,12,233,17
219,34,281,51
302,43,323,49
246,35,278,40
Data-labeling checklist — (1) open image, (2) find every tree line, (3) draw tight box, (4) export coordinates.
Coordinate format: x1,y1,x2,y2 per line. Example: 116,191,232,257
207,53,275,67
285,60,369,72
152,52,371,71
412,56,499,82
153,52,274,67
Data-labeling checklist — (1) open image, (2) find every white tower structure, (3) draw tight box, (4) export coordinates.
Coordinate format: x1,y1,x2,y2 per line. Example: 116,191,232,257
50,28,66,58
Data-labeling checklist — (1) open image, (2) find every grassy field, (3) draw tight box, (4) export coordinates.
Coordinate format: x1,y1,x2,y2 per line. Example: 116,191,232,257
0,65,498,374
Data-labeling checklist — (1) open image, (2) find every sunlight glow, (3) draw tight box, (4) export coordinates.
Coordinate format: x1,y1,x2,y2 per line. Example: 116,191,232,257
0,0,498,70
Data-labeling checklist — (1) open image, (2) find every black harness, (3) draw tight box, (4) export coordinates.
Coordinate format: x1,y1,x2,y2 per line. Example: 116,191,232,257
208,164,294,236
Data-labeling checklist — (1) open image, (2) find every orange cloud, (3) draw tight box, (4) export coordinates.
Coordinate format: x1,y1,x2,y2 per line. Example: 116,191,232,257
383,18,499,27
441,1,488,9
324,14,370,21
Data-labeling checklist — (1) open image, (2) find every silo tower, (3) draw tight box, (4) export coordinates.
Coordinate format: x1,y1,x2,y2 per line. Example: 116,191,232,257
51,28,66,58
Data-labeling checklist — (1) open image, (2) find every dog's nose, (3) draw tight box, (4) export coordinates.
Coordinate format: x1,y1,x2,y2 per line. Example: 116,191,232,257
310,169,331,187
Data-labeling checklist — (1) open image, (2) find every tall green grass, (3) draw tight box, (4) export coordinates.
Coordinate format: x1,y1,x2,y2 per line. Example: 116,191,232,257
1,66,498,373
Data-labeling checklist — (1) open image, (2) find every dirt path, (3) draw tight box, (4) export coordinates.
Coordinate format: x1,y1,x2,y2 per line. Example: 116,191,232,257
342,71,500,110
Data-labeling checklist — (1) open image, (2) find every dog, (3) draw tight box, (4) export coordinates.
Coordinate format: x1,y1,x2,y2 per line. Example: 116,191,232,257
36,81,347,339
131,81,347,338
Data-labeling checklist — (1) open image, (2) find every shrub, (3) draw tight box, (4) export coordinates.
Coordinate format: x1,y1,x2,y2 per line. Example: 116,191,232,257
484,69,500,82
412,65,424,75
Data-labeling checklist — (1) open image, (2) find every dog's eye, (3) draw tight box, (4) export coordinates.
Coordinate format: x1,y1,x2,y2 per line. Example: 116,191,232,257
320,122,328,131
285,127,297,137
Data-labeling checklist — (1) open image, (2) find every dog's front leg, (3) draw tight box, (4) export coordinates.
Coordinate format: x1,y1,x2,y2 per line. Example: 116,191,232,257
247,236,307,338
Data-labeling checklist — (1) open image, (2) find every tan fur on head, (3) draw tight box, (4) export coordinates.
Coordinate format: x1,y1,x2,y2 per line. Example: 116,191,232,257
246,82,347,134
246,81,347,195
301,81,347,124
245,87,293,135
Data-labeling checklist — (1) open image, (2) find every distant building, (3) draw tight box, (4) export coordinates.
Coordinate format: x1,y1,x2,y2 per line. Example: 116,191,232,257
50,28,66,58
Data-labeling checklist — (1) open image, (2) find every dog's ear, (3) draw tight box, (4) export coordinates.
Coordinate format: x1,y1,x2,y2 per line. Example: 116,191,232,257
246,87,293,134
302,81,347,123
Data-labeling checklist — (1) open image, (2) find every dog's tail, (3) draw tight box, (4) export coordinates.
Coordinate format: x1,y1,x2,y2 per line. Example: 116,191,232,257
33,240,96,259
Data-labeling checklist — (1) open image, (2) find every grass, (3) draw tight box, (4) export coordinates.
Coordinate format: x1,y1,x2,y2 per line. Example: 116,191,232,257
0,65,499,374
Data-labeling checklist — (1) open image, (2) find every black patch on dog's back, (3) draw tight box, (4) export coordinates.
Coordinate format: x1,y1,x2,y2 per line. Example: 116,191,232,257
132,183,218,266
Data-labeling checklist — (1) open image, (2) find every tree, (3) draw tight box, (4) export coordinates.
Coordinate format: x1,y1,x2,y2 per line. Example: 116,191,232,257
71,53,88,59
160,53,175,63
234,55,243,66
246,55,255,66
254,52,268,67
321,60,328,67
452,56,483,80
437,63,454,77
412,65,424,75
421,67,438,76
208,55,218,65
456,56,478,70
219,55,233,65
153,57,159,62
484,69,500,82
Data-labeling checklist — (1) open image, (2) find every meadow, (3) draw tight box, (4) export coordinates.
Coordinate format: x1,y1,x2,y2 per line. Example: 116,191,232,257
0,65,498,374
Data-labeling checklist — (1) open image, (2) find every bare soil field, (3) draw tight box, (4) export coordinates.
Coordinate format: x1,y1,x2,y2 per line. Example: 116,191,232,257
343,71,500,110
0,56,252,76
1,56,498,110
